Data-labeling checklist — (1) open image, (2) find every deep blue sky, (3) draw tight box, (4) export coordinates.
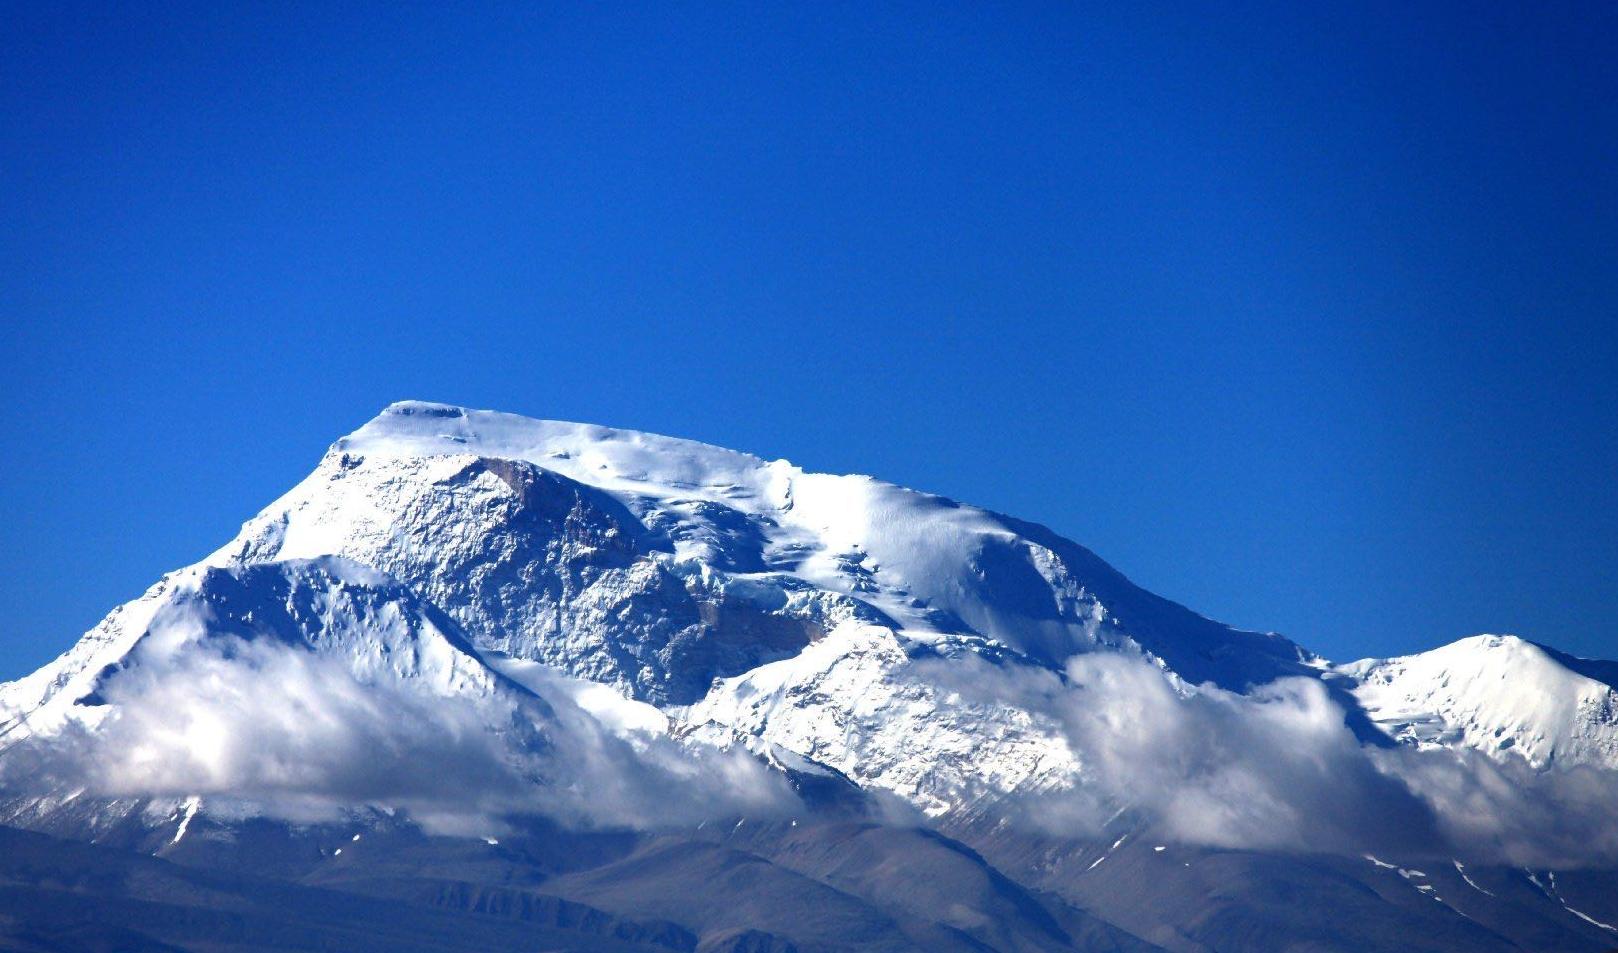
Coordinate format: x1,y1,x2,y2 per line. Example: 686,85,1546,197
3,2,1615,678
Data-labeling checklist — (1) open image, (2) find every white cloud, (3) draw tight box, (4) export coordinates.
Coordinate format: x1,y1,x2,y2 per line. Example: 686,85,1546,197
7,624,1613,866
1040,654,1442,855
925,649,1618,867
3,634,796,834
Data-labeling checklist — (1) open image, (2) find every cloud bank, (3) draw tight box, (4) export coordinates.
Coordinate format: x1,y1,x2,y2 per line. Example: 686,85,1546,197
5,621,1613,867
1004,653,1618,868
1,634,797,835
903,646,1618,866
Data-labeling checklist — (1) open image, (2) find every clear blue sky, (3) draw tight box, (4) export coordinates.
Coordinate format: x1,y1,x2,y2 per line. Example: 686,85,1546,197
3,2,1614,678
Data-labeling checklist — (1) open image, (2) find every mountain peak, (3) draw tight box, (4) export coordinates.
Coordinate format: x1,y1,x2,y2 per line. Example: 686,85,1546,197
345,400,771,468
1343,631,1618,769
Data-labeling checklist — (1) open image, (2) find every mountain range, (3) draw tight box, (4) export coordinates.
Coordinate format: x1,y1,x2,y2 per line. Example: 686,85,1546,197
2,401,1614,953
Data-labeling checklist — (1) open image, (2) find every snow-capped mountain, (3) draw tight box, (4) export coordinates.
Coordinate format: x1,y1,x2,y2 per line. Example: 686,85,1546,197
217,401,1318,697
1336,634,1618,770
5,401,1615,820
2,401,1617,953
173,399,1337,814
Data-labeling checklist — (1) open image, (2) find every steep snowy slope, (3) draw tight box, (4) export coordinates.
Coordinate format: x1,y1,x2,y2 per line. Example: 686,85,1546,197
1337,635,1618,770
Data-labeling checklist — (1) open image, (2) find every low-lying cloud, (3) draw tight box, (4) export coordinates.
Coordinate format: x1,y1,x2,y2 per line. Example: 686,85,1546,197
904,644,1618,866
2,634,797,835
981,652,1618,868
6,621,1613,866
1046,655,1443,856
